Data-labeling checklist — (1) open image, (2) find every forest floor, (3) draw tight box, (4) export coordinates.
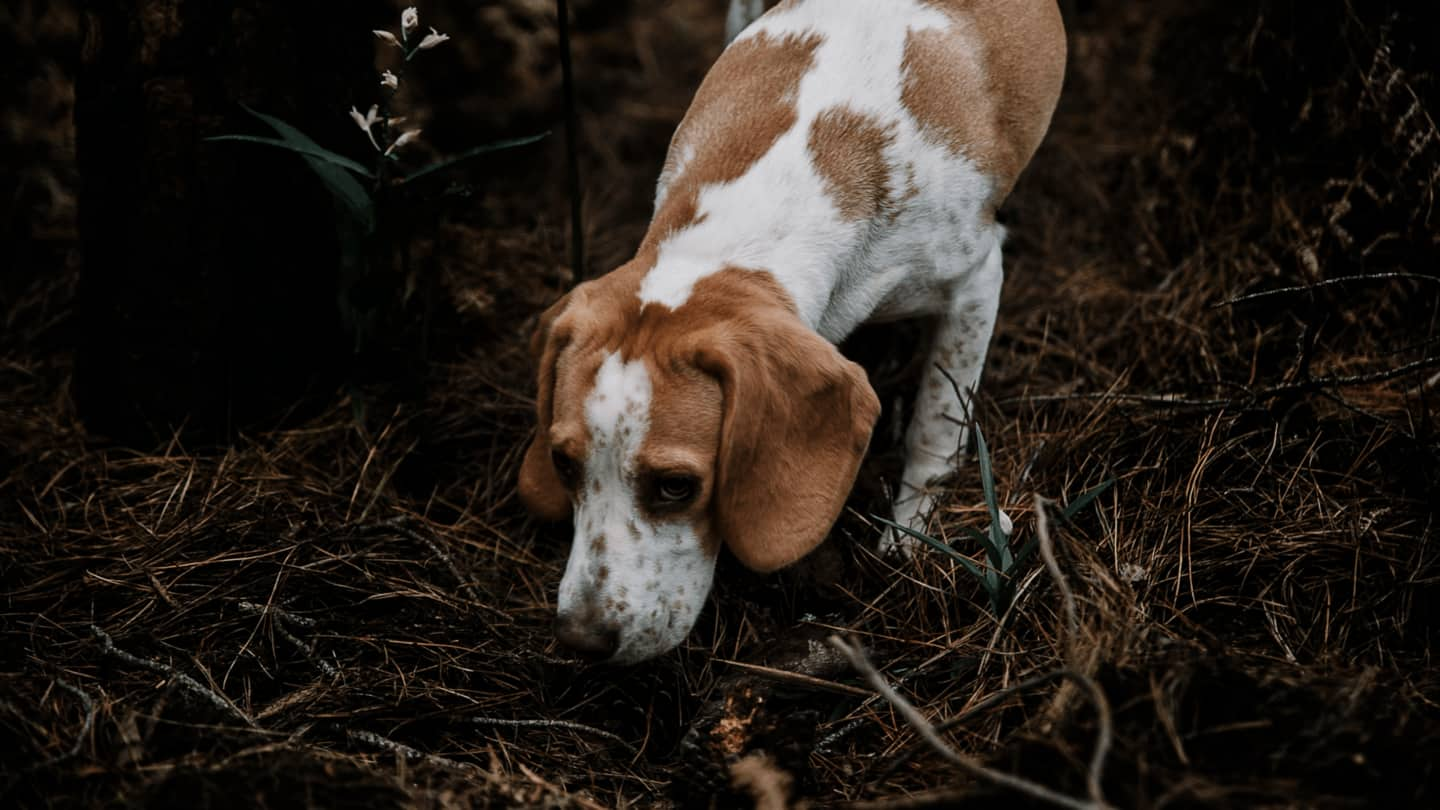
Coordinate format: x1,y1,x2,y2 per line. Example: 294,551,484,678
3,0,1439,807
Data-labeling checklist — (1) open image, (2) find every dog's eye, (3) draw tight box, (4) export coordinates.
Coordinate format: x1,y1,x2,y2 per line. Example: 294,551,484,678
655,476,698,505
551,449,581,488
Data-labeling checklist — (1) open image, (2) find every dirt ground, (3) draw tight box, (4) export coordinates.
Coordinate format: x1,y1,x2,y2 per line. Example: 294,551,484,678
3,0,1438,807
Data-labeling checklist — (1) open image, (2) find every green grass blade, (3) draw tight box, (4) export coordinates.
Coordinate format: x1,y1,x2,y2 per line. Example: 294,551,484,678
1061,477,1116,523
400,132,550,185
958,525,990,547
870,515,988,581
205,135,376,179
208,135,374,230
974,425,1012,571
303,154,374,232
236,104,374,177
235,106,375,230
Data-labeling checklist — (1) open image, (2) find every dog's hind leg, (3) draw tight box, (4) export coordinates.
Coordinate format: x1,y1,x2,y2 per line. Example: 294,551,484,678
884,239,1005,555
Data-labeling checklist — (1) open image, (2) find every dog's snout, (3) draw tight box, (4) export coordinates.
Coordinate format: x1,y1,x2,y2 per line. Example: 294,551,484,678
553,612,620,660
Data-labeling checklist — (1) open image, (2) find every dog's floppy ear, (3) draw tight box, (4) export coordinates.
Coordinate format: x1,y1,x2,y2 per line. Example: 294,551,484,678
518,289,578,521
698,313,880,572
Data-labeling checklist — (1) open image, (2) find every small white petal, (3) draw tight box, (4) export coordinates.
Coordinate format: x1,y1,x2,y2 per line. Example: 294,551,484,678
384,128,423,155
351,105,381,151
373,29,401,48
401,7,419,35
380,70,399,90
417,27,450,50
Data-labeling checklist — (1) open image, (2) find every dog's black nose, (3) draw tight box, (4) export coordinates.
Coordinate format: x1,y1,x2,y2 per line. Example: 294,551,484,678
553,613,620,660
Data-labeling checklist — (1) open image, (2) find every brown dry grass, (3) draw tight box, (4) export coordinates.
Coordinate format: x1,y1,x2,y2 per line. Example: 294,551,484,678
3,0,1438,808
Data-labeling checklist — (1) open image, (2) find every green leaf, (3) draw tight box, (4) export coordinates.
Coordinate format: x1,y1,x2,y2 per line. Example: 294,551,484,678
400,132,550,185
991,582,1014,619
303,153,375,232
974,425,1012,572
958,525,990,548
209,135,373,231
871,515,988,582
1060,477,1116,523
214,105,376,232
235,104,375,177
206,135,375,179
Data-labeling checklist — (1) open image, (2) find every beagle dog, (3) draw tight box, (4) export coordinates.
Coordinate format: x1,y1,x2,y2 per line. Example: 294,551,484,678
520,0,1066,663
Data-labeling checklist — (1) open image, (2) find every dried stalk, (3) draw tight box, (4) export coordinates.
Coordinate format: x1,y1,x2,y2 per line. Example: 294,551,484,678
91,625,255,727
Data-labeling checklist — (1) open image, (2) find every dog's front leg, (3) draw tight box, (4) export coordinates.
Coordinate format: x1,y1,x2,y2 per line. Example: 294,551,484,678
885,241,1006,555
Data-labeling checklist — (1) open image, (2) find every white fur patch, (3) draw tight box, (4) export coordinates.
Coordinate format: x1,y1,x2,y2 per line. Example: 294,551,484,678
557,352,718,663
640,0,1000,343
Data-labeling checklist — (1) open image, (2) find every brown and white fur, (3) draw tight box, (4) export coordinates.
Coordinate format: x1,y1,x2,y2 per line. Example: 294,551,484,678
520,0,1066,663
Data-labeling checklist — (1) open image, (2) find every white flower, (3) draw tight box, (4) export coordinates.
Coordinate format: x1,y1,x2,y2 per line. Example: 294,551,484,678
417,27,450,50
373,29,401,49
349,104,381,151
401,7,419,37
385,128,423,155
380,70,399,90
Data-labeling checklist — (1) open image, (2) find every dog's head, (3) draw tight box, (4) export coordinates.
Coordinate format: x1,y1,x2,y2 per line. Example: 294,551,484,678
518,268,879,663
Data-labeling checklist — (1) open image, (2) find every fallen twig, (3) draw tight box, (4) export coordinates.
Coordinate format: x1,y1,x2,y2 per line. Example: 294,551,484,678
237,601,339,677
347,728,480,774
880,668,1115,794
1035,495,1080,660
829,635,1111,810
1004,353,1440,413
237,600,315,627
466,716,635,753
816,647,970,752
1253,354,1440,398
713,657,873,698
31,678,98,770
1213,272,1440,308
91,625,254,727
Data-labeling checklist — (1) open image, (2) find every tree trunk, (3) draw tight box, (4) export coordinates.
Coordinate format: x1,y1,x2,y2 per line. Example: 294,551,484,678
75,0,382,446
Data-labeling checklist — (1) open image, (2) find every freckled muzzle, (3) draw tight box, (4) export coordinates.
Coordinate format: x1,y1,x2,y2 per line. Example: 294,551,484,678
553,524,720,665
545,351,724,664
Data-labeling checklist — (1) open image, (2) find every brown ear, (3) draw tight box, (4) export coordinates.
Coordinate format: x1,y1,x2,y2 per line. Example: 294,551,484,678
517,290,577,521
699,314,881,572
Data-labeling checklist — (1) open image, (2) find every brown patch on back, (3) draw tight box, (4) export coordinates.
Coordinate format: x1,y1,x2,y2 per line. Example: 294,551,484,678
900,24,998,173
645,31,823,251
903,0,1066,204
807,106,898,221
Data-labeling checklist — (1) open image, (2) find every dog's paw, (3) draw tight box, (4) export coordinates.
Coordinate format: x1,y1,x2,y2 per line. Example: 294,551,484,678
881,501,1014,561
881,489,933,558
878,524,921,558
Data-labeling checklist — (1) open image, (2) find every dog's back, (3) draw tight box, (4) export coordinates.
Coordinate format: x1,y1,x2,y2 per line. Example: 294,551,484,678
645,0,1065,338
715,0,1065,204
